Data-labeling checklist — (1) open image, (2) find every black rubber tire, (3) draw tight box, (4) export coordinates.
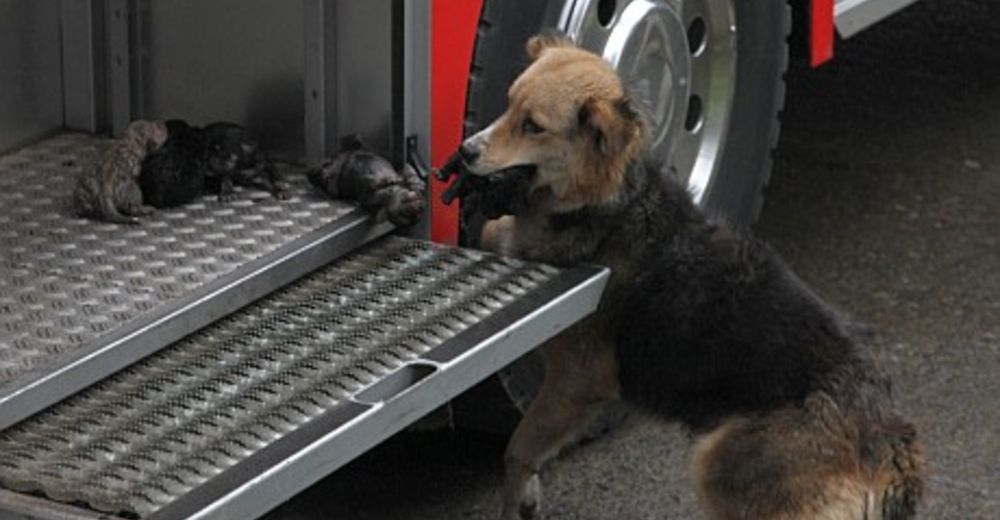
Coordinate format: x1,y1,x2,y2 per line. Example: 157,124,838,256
458,0,555,247
456,0,791,431
701,0,791,227
464,0,790,229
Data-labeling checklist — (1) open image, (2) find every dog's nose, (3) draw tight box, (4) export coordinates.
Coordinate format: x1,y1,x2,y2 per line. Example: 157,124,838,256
458,143,480,164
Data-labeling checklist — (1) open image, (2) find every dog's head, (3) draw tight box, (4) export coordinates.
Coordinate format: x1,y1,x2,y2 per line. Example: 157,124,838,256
461,34,646,211
124,119,169,152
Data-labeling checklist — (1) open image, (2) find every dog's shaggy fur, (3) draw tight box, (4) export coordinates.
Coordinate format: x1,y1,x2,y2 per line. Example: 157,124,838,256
139,119,207,208
456,35,925,520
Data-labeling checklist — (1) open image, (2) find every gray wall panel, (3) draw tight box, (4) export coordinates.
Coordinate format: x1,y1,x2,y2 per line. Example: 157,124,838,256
139,0,304,155
0,0,63,152
335,0,393,156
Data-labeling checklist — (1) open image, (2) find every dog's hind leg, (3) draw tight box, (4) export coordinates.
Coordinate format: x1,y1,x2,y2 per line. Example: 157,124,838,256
502,330,619,520
253,153,291,200
120,182,155,217
216,176,237,202
692,394,882,520
97,185,139,225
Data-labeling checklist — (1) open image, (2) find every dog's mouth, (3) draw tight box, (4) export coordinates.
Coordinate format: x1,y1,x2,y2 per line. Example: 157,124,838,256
437,151,538,219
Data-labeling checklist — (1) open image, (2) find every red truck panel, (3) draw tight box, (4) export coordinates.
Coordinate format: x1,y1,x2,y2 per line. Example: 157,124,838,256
812,0,835,66
430,0,835,244
430,0,483,244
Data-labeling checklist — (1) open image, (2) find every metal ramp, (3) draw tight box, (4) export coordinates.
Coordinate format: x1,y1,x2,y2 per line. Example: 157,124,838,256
0,237,607,520
0,135,610,520
0,134,391,430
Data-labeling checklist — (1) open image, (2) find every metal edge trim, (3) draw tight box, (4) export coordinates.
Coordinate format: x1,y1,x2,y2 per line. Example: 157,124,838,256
149,265,610,520
421,266,605,365
834,0,920,38
0,209,393,431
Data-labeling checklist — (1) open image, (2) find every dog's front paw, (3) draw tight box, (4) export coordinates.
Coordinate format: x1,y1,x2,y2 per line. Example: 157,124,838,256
501,473,541,520
386,190,425,227
272,182,292,200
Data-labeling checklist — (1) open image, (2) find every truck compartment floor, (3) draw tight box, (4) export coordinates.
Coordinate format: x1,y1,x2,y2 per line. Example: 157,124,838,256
0,236,607,520
0,133,389,430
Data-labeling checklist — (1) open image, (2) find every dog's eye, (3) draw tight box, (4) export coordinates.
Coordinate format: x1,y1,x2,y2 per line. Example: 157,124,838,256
521,118,544,135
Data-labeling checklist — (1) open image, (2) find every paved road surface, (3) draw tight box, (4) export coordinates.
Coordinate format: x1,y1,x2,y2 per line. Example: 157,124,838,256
268,1,999,518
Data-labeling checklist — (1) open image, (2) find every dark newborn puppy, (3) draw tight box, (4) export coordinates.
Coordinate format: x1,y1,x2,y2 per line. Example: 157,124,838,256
202,122,290,201
138,119,207,208
437,151,536,219
308,135,425,227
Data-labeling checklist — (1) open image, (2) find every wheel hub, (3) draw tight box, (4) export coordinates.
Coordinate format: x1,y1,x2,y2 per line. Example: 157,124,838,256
564,0,736,201
601,1,690,162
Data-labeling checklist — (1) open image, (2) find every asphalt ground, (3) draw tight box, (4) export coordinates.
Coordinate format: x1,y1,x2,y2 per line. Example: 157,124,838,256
267,1,999,518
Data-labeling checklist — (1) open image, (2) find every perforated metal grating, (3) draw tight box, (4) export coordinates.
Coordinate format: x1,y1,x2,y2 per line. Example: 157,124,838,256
0,237,561,518
0,133,354,386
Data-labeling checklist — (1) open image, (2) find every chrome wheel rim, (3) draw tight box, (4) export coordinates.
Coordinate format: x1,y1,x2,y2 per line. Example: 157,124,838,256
562,0,737,203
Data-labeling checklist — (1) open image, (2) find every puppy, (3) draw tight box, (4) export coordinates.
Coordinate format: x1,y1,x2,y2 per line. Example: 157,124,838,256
138,119,207,208
309,135,425,227
445,35,925,520
440,152,535,220
202,122,290,201
74,119,168,224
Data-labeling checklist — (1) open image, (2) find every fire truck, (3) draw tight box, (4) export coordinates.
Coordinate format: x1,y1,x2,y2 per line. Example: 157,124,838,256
0,1,918,518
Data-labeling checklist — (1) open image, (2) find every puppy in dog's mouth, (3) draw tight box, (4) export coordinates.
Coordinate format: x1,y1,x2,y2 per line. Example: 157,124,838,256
437,152,538,219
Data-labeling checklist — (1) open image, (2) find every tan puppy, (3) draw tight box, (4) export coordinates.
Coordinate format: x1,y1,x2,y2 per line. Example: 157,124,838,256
75,120,168,224
458,35,924,520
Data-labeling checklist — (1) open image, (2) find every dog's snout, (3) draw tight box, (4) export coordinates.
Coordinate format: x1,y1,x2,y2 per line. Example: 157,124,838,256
458,143,480,164
460,123,496,169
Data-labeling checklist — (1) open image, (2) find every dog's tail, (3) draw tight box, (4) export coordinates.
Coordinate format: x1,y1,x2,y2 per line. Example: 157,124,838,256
868,417,925,520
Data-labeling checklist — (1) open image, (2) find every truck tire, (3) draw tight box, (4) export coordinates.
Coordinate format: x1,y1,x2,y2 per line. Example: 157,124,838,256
457,0,791,431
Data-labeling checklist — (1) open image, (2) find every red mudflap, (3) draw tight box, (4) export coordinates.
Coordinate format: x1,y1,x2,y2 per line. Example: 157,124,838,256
811,0,835,66
430,0,484,244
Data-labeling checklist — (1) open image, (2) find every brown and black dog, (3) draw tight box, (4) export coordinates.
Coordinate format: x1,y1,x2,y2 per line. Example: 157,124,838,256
450,35,925,520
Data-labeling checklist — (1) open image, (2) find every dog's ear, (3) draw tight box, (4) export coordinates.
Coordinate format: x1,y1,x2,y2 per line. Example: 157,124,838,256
578,96,643,158
614,96,643,125
526,30,572,60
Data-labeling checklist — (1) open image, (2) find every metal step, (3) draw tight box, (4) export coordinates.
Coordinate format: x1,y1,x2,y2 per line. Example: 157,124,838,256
0,236,609,520
0,134,392,430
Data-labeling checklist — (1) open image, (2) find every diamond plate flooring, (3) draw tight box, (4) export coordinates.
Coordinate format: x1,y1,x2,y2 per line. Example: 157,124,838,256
0,133,354,387
0,237,562,518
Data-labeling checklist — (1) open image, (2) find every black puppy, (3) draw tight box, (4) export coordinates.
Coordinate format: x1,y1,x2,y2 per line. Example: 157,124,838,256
203,122,290,201
139,119,207,208
438,151,536,219
309,135,425,227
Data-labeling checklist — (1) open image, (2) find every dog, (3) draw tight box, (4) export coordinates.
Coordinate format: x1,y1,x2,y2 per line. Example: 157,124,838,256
138,119,208,208
308,134,425,227
74,119,168,224
444,34,925,520
202,122,290,201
